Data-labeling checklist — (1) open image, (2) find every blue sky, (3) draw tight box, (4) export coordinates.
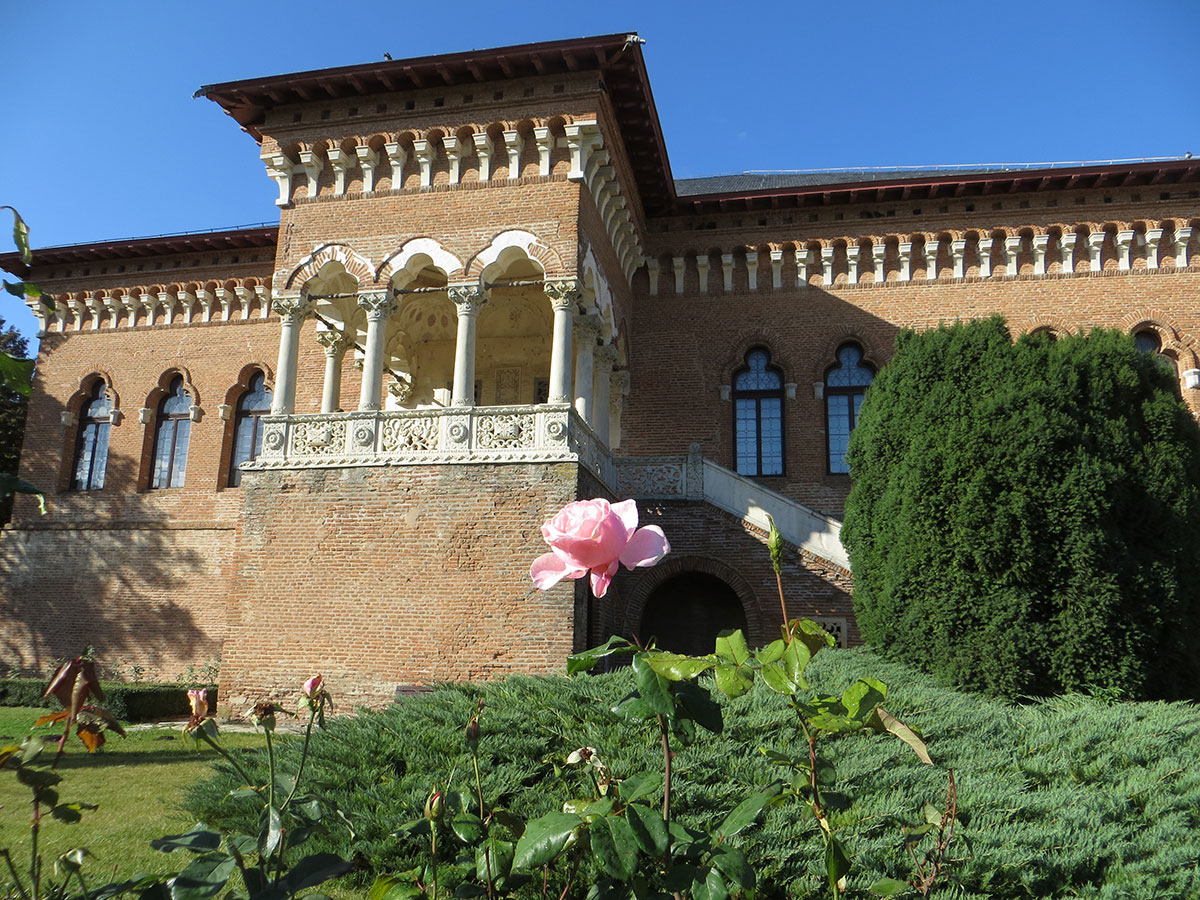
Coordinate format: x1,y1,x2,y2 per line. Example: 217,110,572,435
3,0,1197,346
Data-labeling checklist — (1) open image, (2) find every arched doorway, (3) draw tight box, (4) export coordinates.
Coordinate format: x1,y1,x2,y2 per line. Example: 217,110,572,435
640,572,748,656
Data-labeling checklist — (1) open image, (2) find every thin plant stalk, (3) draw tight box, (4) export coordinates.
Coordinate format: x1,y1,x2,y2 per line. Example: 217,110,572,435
280,705,319,813
0,849,29,900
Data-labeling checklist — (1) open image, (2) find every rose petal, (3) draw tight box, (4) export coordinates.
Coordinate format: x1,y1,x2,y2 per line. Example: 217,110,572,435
610,499,640,541
531,552,586,589
619,525,671,570
589,560,620,598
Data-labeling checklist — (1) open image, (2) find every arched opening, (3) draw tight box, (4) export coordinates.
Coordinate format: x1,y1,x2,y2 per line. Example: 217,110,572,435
640,572,748,657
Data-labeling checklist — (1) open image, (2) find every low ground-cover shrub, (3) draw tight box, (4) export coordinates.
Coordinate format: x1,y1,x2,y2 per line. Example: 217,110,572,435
186,649,1200,899
0,679,217,722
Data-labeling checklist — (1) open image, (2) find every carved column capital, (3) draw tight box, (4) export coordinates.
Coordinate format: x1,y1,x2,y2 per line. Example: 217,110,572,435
573,312,603,344
447,284,487,316
544,279,583,310
357,290,399,321
316,328,353,357
272,294,313,322
595,343,619,370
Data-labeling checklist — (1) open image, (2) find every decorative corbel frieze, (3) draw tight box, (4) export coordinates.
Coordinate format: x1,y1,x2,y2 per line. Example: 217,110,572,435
1144,228,1163,270
1087,230,1106,271
195,289,214,323
84,296,102,330
796,246,812,287
977,237,994,278
897,242,912,281
297,149,324,198
746,250,759,291
695,254,710,293
872,241,886,282
140,292,159,327
821,246,835,286
384,142,408,189
923,238,939,281
471,133,493,183
355,144,379,192
563,121,601,181
846,244,860,284
255,284,271,319
1005,235,1023,277
442,135,466,184
235,286,255,320
721,253,735,292
647,258,660,296
412,140,435,187
215,287,234,322
1058,232,1078,273
502,129,524,179
29,299,50,334
261,152,295,206
326,147,354,195
120,294,138,328
1175,226,1193,267
533,126,553,176
672,257,686,294
1032,234,1050,276
177,291,196,324
102,295,124,327
1115,229,1135,271
770,249,784,288
158,291,175,325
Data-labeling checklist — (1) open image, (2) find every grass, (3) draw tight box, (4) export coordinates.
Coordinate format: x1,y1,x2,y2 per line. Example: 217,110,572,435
0,707,261,887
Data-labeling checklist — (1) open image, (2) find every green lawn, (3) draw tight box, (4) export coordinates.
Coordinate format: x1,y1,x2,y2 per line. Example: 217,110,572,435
0,708,262,887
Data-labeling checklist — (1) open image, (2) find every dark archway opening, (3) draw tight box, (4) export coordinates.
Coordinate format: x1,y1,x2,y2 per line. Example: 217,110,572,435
640,572,748,656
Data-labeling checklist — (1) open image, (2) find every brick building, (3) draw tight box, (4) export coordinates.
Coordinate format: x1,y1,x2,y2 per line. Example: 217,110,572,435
3,34,1198,709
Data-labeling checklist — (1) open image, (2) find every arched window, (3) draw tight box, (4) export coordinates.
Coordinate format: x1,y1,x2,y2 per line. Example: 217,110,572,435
228,372,272,487
733,348,784,476
71,381,112,491
826,344,874,474
151,376,192,489
1134,329,1178,377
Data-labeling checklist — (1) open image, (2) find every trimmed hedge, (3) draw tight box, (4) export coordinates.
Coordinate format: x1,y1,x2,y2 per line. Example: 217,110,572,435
842,318,1200,700
0,679,217,723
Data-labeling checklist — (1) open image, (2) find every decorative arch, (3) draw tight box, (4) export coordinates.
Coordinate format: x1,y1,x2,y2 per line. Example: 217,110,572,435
1022,316,1073,340
376,237,465,283
720,328,795,383
810,333,881,384
146,366,200,410
623,556,763,649
67,370,120,420
283,243,375,290
465,229,565,280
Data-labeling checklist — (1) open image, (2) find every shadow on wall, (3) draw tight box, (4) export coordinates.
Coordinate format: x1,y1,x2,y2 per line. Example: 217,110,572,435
0,379,214,678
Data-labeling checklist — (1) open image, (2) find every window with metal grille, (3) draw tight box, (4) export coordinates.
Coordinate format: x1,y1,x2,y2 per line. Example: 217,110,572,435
825,344,874,474
733,348,784,476
151,376,192,489
228,372,272,487
71,381,112,491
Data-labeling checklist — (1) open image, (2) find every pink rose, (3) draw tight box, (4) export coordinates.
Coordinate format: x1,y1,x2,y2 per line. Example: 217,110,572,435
187,688,207,719
530,499,670,598
302,675,323,699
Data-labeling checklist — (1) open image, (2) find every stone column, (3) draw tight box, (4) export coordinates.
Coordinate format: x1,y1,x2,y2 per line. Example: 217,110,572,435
316,328,353,413
357,291,399,411
573,314,602,424
270,295,313,415
746,250,759,290
544,279,581,404
593,344,617,445
609,370,630,449
448,285,486,407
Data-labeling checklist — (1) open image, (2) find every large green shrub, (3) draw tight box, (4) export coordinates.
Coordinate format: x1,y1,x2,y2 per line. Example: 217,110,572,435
842,317,1200,699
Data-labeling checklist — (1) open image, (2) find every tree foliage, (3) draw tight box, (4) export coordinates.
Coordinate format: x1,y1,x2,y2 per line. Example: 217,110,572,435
842,316,1200,700
0,317,30,524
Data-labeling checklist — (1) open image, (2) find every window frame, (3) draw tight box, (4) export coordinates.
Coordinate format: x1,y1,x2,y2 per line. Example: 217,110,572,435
227,371,272,487
731,347,786,477
150,375,192,490
70,381,113,491
824,343,874,476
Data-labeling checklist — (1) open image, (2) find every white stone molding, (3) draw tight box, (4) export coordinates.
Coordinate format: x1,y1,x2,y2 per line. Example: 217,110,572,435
592,165,617,214
472,229,552,280
872,241,886,282
109,408,124,426
140,292,159,327
846,244,860,284
138,407,152,425
384,142,408,188
672,257,686,294
84,296,102,330
1182,368,1200,390
1032,234,1050,276
298,149,324,198
951,239,967,278
28,299,49,334
1087,230,1106,271
157,291,174,325
647,258,660,296
605,194,629,236
66,298,85,331
572,313,602,424
121,294,139,329
1144,228,1163,270
98,295,119,328
357,291,400,411
442,135,466,184
413,140,436,187
695,254,710,293
564,120,601,181
544,279,582,404
327,147,354,195
235,286,255,321
746,250,759,291
719,384,731,401
897,242,912,281
812,381,824,400
770,249,784,288
978,237,994,278
315,327,354,414
256,284,271,319
355,145,379,192
470,132,494,182
1175,227,1193,267
216,287,234,322
1005,235,1022,277
609,369,630,450
923,238,939,281
785,382,797,400
1058,232,1078,274
270,294,315,415
796,246,811,287
188,406,204,423
1115,229,1135,271
196,289,214,323
379,237,464,284
448,284,486,408
177,291,196,324
593,343,617,447
821,246,835,286
721,253,735,292
533,126,553,176
217,403,233,422
502,129,524,179
261,152,296,206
